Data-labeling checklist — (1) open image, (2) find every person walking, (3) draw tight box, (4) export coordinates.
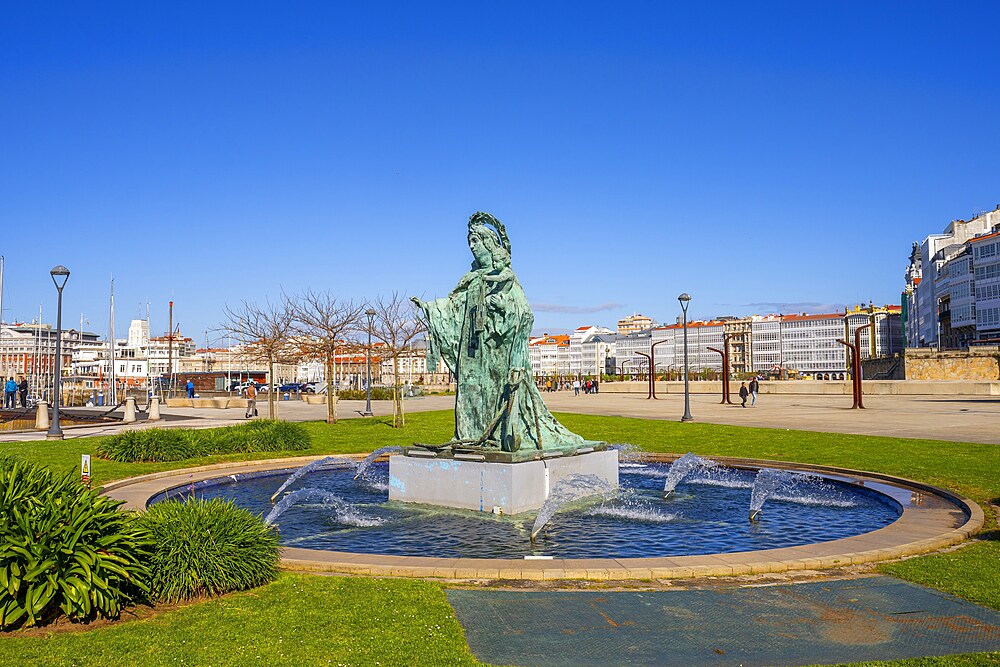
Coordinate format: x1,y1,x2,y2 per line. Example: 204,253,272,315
245,382,258,418
4,377,16,408
186,379,195,399
18,377,28,408
749,377,759,407
738,382,749,408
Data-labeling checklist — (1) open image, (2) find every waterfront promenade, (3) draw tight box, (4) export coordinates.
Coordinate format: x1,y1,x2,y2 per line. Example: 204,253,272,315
2,389,998,445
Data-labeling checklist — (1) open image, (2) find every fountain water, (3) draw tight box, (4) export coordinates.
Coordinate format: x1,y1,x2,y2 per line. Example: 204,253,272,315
587,488,676,524
662,452,719,497
609,442,646,464
530,474,615,541
354,445,404,481
264,487,384,527
269,456,358,503
748,468,855,522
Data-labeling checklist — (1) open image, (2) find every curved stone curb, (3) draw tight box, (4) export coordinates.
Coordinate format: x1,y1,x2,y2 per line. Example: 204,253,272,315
101,453,985,582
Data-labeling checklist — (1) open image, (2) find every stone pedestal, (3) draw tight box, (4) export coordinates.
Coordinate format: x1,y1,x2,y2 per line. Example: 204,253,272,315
148,396,161,421
123,396,137,423
35,401,49,430
388,450,618,514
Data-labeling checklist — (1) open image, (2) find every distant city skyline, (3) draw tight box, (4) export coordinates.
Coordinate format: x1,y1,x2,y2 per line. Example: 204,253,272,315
2,3,998,340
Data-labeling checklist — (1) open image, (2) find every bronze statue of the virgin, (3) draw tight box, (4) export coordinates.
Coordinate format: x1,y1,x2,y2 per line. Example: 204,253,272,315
412,212,600,461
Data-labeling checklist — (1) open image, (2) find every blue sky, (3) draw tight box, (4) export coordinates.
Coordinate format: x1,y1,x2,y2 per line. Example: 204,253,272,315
2,2,998,341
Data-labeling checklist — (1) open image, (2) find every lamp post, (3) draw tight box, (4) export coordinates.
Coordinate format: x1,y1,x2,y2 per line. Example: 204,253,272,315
678,293,693,422
363,308,375,416
47,265,70,440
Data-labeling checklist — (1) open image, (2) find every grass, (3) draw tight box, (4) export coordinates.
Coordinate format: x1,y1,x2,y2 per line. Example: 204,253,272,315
0,574,484,667
1,411,998,666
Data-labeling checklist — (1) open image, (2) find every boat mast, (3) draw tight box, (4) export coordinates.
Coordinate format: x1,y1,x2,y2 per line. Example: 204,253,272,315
109,276,116,405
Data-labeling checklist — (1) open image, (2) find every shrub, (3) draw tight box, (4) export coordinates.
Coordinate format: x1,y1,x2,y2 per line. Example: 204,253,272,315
231,419,311,452
336,388,398,401
138,498,280,602
201,419,309,454
96,428,201,462
0,460,151,630
98,421,310,463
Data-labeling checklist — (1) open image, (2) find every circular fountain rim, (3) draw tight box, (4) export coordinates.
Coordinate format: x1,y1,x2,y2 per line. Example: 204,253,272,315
102,452,984,581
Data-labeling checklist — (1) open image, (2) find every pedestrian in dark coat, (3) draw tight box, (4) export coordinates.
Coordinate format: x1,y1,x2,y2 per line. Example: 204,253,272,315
739,382,749,408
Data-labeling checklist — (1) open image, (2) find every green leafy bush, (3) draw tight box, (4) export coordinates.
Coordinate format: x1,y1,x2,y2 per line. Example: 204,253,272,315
138,498,280,602
0,460,151,630
95,428,201,462
229,419,311,452
336,388,398,401
97,421,310,463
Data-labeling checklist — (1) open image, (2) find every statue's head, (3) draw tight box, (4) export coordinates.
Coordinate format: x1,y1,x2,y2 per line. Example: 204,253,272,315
467,211,511,270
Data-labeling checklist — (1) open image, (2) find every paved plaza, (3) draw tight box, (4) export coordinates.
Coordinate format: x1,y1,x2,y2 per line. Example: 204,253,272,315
4,389,998,445
449,577,1000,666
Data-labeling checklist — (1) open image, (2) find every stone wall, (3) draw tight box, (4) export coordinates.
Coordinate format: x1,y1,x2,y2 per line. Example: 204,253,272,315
861,354,905,380
903,347,1000,381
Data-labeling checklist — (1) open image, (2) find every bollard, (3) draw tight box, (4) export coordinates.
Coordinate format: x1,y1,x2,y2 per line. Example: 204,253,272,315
148,395,161,421
35,400,50,430
123,396,137,423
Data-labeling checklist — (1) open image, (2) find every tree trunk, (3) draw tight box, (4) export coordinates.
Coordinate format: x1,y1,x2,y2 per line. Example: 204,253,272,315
393,355,404,428
326,354,336,424
269,356,277,419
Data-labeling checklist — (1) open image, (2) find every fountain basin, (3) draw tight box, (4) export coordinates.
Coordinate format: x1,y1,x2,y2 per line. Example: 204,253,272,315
102,453,984,581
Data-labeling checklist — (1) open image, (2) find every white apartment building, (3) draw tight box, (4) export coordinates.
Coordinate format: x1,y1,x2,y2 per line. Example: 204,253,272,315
612,329,650,375
380,345,450,385
616,321,725,376
529,334,570,376
749,308,901,377
778,314,849,375
567,326,615,376
578,332,615,377
617,313,655,336
972,229,1000,339
905,206,1000,347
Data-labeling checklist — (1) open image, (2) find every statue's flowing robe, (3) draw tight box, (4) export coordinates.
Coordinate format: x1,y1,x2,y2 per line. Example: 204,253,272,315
422,268,587,452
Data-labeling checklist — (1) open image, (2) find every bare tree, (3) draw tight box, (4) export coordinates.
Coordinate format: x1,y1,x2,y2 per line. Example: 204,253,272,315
368,292,426,428
220,300,295,419
288,290,363,423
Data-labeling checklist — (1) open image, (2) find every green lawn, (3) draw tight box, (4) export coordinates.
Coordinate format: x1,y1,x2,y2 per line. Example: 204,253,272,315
0,574,485,667
1,411,998,666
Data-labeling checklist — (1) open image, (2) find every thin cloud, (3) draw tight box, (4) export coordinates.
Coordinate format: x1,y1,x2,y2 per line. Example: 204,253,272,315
531,302,624,314
740,301,848,314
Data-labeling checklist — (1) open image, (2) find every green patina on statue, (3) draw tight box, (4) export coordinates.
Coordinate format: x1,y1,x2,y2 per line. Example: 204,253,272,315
411,212,602,462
